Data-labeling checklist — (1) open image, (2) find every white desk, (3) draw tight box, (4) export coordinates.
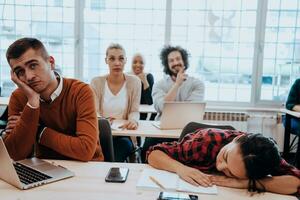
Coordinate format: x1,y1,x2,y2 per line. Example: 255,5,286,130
138,104,283,120
0,97,9,106
111,120,181,138
139,104,283,114
0,100,283,113
0,160,296,200
280,108,300,118
139,104,156,114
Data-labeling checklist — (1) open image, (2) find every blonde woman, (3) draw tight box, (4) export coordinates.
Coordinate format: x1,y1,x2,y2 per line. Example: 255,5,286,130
91,43,141,162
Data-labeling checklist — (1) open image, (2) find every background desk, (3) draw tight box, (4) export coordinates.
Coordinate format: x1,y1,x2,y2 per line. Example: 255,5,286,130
139,105,156,114
139,104,282,114
0,160,296,200
0,97,9,106
111,120,181,138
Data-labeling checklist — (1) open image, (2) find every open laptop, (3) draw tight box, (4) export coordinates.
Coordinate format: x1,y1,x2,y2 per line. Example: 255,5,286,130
153,102,206,130
0,137,74,189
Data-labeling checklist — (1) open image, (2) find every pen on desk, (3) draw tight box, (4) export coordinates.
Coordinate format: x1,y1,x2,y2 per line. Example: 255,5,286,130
149,176,165,190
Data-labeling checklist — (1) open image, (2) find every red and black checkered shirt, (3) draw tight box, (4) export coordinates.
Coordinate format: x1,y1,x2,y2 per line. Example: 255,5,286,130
146,128,300,178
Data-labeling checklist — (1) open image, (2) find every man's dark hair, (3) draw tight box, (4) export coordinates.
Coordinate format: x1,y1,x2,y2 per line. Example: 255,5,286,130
237,133,281,193
6,37,49,64
159,45,189,75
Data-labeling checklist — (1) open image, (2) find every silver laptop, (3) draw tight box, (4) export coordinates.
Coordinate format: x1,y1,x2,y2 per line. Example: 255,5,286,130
153,102,206,130
0,137,74,189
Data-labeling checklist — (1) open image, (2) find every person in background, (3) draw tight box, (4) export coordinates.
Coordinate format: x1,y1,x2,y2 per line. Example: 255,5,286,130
131,53,154,120
285,78,300,136
153,45,205,119
3,37,103,161
141,45,205,162
90,43,141,162
147,128,300,195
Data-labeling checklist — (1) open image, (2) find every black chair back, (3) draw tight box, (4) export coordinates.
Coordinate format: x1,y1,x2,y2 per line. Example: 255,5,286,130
179,122,235,142
98,118,115,162
0,106,8,131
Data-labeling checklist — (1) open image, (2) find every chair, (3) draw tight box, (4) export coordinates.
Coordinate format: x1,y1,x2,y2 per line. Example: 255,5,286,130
98,118,115,162
127,144,142,163
179,122,235,142
283,113,300,168
0,106,8,131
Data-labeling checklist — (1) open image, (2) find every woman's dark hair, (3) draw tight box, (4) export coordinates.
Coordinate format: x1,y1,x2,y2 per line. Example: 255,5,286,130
6,37,49,64
159,45,189,75
236,133,281,193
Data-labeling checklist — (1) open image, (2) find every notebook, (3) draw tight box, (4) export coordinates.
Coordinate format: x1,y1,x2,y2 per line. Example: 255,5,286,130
0,137,74,190
136,168,217,195
153,102,206,130
110,120,126,131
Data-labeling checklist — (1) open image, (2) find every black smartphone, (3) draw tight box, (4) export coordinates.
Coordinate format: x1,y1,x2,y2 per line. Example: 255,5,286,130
105,167,129,183
157,192,198,200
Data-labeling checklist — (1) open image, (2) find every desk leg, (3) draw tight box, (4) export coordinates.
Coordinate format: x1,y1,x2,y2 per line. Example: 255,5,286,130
283,114,291,159
146,113,151,121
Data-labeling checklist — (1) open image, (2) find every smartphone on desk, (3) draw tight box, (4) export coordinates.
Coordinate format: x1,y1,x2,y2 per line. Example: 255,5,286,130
158,192,198,200
105,167,129,183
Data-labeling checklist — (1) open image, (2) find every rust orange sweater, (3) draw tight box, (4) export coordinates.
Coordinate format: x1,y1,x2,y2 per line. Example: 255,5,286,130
4,78,104,161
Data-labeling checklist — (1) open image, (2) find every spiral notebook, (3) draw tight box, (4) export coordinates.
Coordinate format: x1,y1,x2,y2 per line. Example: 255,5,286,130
136,168,217,195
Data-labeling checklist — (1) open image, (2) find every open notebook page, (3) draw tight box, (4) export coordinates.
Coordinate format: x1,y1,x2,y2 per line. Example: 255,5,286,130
136,168,217,194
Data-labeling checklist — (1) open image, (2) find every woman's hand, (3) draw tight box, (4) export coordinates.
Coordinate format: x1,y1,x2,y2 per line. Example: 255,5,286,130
120,120,138,130
137,73,149,90
176,165,213,187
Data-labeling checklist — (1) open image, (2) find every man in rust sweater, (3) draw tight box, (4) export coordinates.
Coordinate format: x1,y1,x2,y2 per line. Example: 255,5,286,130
3,37,104,161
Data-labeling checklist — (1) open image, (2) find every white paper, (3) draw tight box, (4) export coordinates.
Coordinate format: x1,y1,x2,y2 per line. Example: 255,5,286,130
136,168,217,194
111,121,124,130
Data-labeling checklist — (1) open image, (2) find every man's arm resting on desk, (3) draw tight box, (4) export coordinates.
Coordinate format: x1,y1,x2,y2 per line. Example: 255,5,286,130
40,127,97,162
147,150,212,187
211,174,300,195
4,104,40,160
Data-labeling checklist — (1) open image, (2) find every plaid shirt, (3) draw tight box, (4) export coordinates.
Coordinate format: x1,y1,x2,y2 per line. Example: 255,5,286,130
146,128,300,178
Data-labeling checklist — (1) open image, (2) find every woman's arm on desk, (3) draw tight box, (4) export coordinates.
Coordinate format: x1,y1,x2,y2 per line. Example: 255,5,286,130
148,150,212,187
211,174,300,195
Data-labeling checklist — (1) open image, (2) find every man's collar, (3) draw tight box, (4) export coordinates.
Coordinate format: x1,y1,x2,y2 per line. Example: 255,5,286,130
40,71,63,103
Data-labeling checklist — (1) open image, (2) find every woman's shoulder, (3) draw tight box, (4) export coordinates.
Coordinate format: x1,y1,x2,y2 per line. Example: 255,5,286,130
91,75,108,84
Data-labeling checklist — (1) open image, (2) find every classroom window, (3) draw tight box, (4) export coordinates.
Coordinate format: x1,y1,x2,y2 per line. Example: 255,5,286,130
0,0,299,107
83,0,166,82
170,0,257,102
260,0,300,102
0,0,75,96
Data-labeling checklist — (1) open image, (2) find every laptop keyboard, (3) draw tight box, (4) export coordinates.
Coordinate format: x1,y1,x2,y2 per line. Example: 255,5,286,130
13,162,52,185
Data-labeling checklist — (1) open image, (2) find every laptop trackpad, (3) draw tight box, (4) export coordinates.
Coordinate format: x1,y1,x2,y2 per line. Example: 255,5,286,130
19,158,58,171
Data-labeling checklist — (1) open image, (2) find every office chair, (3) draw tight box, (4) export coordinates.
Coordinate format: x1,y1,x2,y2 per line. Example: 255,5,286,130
98,118,115,162
127,142,142,163
283,114,300,168
0,106,8,132
179,122,235,142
